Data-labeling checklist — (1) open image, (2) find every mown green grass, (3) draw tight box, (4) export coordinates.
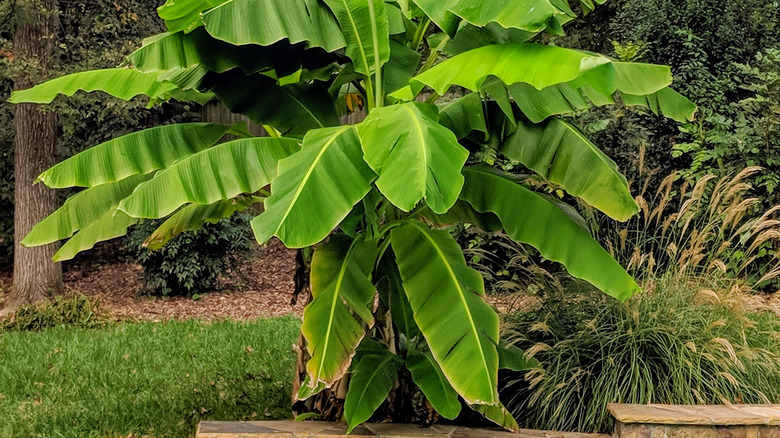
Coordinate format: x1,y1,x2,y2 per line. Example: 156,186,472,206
0,317,301,438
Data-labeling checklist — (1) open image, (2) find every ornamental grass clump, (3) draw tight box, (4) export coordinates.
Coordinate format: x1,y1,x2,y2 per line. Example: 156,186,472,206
503,279,780,434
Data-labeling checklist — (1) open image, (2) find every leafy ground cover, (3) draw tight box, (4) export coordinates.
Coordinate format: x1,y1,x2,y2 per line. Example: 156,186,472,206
0,317,300,438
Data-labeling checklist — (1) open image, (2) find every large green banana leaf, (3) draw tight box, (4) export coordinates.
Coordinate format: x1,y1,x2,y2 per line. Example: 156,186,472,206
393,44,609,100
119,137,300,219
406,348,462,419
385,1,407,35
344,339,403,432
22,175,149,248
412,0,571,36
130,30,287,76
509,81,696,123
622,87,698,122
209,71,339,137
460,167,640,300
156,65,210,90
202,0,346,52
384,41,421,95
396,43,672,101
252,126,377,248
481,77,516,122
37,123,234,189
143,200,251,250
391,220,500,405
157,0,229,33
8,69,180,104
497,343,538,371
414,201,503,233
471,403,520,431
323,0,390,79
161,86,215,104
499,117,638,221
356,102,468,214
428,24,535,58
509,82,611,123
300,236,379,396
129,29,333,82
53,209,138,262
438,93,488,139
613,62,674,96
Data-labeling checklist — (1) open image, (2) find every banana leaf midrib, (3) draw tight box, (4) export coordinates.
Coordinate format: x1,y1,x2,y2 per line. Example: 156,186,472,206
405,104,429,188
366,0,383,78
340,0,371,72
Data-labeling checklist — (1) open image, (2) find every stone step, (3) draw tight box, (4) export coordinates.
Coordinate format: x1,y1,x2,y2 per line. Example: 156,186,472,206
196,421,610,438
608,404,780,426
608,404,780,438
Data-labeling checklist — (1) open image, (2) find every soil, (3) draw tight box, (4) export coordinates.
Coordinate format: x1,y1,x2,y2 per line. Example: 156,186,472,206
0,239,306,321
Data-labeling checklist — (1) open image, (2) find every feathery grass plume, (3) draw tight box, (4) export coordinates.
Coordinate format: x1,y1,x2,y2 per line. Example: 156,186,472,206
589,166,780,290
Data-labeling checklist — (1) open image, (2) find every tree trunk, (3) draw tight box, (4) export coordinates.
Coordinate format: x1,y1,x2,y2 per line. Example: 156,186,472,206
8,0,63,309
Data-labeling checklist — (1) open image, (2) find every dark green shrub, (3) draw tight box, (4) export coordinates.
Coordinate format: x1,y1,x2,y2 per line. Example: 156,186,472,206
502,279,780,434
2,293,110,331
126,213,254,297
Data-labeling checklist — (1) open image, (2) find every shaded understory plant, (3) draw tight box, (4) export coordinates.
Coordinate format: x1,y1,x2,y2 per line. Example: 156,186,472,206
504,278,780,434
126,213,254,297
12,0,694,430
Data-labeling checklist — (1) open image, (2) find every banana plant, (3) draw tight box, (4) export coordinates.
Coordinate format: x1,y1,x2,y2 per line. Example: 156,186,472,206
10,0,695,431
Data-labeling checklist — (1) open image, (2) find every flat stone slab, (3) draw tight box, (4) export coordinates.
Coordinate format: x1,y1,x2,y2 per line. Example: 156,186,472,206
196,421,609,438
608,404,780,426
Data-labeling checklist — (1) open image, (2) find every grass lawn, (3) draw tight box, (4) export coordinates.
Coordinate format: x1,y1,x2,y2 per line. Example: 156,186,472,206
0,317,301,438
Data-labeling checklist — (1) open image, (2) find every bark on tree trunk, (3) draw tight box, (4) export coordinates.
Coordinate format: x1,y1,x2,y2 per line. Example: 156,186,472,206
7,0,63,309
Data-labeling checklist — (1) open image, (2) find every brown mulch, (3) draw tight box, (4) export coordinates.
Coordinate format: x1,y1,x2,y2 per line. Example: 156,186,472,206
0,239,306,322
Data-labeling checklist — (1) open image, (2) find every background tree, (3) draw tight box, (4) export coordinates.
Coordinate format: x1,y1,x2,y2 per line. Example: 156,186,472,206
6,0,62,308
10,0,693,430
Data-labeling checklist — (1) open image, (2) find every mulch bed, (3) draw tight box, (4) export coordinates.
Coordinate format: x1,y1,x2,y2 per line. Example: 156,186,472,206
0,239,306,321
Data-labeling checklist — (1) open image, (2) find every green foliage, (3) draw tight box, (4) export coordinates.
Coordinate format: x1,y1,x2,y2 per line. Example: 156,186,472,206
674,49,780,202
13,0,690,429
504,280,780,434
126,213,254,297
0,317,300,437
551,0,780,210
2,294,110,331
